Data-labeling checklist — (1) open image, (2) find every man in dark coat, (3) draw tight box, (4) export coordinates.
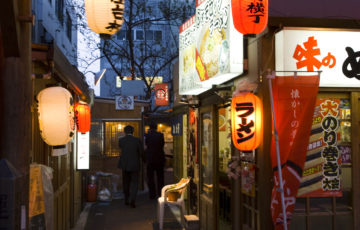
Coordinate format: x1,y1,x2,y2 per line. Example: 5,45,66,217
145,122,165,199
118,125,144,208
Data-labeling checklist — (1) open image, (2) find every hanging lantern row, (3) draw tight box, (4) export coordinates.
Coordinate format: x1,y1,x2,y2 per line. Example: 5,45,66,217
232,0,268,35
37,87,91,146
231,92,262,151
85,0,126,39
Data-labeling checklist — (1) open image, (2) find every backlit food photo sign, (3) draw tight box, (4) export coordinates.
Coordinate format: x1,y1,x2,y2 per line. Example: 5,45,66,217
179,0,244,95
275,28,360,87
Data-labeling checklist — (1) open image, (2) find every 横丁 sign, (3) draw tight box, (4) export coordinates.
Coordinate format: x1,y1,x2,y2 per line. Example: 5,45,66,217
275,28,360,87
179,0,244,95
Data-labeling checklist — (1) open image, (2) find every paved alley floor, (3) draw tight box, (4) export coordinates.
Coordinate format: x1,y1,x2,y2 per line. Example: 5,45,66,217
83,192,183,230
79,168,183,230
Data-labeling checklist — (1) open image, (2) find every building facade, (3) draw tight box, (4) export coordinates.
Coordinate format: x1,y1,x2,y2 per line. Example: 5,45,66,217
172,0,360,229
31,0,90,229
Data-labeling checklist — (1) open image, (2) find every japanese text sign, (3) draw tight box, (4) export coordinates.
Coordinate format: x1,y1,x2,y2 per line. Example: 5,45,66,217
85,0,125,37
154,83,169,106
171,114,183,136
276,28,360,87
77,132,90,170
231,0,268,35
297,98,342,197
231,92,262,151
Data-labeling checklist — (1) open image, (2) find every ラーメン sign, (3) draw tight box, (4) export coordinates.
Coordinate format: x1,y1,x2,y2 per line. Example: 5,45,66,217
179,0,244,95
231,92,262,151
276,28,360,87
85,0,125,38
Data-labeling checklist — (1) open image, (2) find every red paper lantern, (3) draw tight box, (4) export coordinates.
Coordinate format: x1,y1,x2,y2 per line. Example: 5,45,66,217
231,92,262,150
231,0,268,35
75,103,91,133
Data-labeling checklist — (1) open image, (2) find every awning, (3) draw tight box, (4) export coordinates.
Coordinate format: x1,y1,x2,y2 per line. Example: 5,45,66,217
32,43,91,104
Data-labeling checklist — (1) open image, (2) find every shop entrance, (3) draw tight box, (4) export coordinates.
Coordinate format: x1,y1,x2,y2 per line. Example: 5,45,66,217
200,106,216,230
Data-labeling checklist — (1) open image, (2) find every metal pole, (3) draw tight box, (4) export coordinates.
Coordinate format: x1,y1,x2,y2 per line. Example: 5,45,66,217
268,76,288,230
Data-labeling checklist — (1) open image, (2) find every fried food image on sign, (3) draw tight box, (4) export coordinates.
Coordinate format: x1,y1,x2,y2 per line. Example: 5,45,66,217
199,28,225,78
183,45,195,75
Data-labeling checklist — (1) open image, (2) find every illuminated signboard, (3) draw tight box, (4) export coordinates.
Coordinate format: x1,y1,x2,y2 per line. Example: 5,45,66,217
276,28,360,87
179,0,244,95
77,132,89,170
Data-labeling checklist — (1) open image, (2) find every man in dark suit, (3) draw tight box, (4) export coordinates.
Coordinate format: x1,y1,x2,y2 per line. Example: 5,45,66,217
144,122,165,199
118,125,144,208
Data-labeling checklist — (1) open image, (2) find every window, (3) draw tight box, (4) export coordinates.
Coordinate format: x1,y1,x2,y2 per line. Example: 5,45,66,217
104,121,140,157
135,30,144,40
55,0,64,25
154,30,162,42
90,121,104,156
289,93,353,230
145,30,153,40
117,30,126,40
66,11,72,41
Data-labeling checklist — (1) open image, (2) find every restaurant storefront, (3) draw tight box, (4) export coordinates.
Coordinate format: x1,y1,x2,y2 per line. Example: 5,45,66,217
174,1,360,229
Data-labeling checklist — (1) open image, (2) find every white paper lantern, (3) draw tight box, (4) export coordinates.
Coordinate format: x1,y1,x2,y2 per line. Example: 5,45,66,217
85,0,125,38
37,87,75,146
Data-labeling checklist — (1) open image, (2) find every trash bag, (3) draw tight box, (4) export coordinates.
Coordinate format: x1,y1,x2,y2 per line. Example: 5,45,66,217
97,187,111,201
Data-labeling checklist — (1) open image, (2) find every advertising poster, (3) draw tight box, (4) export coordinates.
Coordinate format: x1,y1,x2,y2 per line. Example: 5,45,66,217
297,98,342,197
179,0,244,95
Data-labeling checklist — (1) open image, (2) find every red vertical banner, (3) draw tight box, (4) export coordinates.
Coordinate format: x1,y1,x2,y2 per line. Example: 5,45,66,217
154,83,169,106
189,108,198,163
270,75,320,230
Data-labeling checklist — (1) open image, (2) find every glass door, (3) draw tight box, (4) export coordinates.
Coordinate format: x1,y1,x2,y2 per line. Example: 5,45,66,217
200,106,216,230
217,107,232,230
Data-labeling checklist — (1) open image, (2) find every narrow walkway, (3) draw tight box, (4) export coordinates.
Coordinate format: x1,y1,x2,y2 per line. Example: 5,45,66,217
83,192,182,230
75,168,183,230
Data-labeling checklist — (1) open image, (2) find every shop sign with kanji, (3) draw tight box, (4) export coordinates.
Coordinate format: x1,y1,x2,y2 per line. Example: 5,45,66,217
275,28,360,87
297,98,342,197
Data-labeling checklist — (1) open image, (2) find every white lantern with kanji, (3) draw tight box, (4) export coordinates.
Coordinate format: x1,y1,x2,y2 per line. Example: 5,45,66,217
85,0,126,38
37,87,75,146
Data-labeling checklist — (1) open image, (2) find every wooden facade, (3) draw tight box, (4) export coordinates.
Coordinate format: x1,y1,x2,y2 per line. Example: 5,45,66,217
31,43,90,230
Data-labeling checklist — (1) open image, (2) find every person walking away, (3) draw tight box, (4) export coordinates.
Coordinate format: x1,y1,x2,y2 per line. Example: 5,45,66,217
118,125,144,208
145,122,165,199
